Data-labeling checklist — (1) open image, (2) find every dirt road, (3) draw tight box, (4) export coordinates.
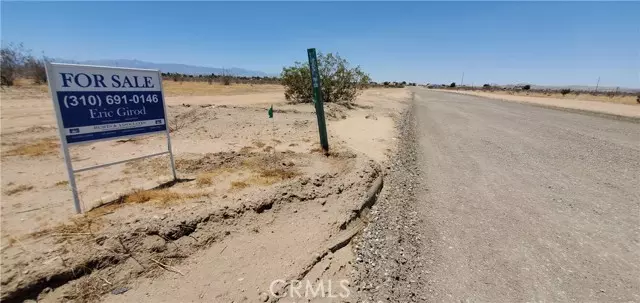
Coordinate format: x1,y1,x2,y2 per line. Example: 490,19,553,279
355,89,639,302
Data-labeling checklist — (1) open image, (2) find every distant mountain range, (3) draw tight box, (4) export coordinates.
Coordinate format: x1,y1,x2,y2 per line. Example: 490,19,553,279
51,59,273,77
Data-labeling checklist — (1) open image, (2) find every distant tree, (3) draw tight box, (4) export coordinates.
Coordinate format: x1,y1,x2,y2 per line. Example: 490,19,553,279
401,81,407,85
383,81,390,86
522,84,531,90
483,84,491,89
449,82,456,88
560,89,571,96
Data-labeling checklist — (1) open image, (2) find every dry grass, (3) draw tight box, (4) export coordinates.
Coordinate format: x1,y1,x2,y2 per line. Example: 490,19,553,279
28,215,102,243
251,168,299,185
55,180,69,187
5,184,34,196
230,181,250,190
0,78,50,100
162,81,282,97
196,173,214,187
123,188,207,205
253,141,266,148
4,138,59,158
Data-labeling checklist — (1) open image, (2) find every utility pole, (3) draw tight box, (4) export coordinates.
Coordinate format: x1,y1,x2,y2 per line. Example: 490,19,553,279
461,72,465,87
595,76,600,93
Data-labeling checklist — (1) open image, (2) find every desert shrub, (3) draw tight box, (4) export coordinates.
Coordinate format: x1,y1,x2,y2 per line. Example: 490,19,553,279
636,95,640,104
522,84,531,90
560,89,571,96
483,84,491,89
1,43,28,86
383,81,390,86
25,57,48,84
281,52,370,104
221,69,232,86
449,82,456,88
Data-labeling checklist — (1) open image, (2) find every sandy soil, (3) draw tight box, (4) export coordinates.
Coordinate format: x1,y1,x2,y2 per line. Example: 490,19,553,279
437,89,640,119
0,86,409,302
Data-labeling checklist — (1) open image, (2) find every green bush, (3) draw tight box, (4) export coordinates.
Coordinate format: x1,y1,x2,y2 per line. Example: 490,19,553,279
281,52,370,104
449,82,456,88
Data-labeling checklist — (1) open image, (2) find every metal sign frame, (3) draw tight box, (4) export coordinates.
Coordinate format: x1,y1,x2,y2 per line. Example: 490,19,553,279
45,63,176,214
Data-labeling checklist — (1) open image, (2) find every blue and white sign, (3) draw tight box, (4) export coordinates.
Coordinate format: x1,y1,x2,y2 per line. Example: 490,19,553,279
47,63,167,145
46,63,177,214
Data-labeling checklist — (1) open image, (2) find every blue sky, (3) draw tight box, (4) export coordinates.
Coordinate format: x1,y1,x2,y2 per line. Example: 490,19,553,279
2,1,639,88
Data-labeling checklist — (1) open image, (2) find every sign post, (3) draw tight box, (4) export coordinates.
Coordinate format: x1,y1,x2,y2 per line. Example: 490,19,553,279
307,48,329,152
45,63,176,213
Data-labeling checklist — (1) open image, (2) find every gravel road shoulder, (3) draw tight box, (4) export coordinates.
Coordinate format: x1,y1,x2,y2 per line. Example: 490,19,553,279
351,99,429,302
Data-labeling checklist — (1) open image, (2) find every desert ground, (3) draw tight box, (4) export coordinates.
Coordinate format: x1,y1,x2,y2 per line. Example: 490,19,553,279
1,81,409,302
3,79,638,303
439,89,640,119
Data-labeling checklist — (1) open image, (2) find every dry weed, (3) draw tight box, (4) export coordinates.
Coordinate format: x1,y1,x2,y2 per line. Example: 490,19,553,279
55,180,69,187
123,189,206,205
196,173,214,187
249,168,300,185
230,181,249,190
71,276,113,303
253,141,266,148
29,215,102,243
5,138,59,157
5,184,34,196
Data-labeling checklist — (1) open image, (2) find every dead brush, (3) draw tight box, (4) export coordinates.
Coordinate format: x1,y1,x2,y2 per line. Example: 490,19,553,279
69,275,113,303
196,173,214,187
123,188,207,205
29,215,101,243
4,138,59,157
230,181,249,190
4,184,34,195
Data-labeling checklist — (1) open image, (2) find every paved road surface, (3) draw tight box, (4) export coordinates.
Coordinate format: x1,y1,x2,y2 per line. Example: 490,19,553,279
356,89,639,302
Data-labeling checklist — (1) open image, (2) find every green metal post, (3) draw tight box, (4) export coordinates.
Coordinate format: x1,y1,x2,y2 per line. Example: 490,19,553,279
307,48,329,152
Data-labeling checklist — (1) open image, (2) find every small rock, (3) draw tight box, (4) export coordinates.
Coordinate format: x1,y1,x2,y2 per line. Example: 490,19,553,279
111,287,129,295
259,292,269,302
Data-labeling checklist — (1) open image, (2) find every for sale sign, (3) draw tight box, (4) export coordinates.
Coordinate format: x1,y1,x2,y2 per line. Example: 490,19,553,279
46,63,167,145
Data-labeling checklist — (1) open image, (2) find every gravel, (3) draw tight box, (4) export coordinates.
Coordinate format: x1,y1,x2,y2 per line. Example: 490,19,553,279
352,100,428,302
